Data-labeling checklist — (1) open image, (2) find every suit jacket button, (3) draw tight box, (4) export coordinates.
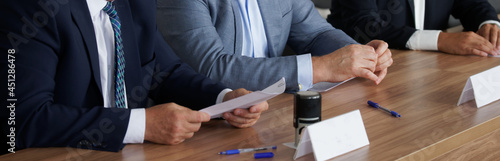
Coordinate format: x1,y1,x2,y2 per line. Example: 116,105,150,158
92,141,102,147
78,140,92,146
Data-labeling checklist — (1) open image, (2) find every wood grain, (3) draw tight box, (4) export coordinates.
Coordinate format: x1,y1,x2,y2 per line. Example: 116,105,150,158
397,115,500,161
431,123,500,161
1,49,500,161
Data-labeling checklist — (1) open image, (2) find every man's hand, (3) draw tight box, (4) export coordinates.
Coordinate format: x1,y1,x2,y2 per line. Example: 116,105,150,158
477,23,500,50
144,103,210,145
222,88,269,128
366,40,393,84
438,32,499,57
312,43,383,84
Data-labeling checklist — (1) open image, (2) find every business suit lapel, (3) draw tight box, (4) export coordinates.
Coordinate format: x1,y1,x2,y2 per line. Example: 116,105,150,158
407,0,415,18
231,0,243,55
70,0,102,92
257,0,280,57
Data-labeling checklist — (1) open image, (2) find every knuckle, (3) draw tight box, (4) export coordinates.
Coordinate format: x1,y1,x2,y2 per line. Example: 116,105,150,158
194,113,202,122
387,50,392,57
363,71,371,78
172,113,182,120
172,124,183,134
464,32,474,38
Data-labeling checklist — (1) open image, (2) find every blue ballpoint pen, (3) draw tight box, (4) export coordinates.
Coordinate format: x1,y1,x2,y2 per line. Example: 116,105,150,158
218,145,277,155
367,100,401,117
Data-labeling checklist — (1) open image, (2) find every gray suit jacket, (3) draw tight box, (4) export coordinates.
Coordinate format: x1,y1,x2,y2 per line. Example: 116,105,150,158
157,0,357,92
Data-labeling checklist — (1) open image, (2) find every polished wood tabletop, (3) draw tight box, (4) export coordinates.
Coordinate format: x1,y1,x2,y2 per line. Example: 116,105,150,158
2,49,500,161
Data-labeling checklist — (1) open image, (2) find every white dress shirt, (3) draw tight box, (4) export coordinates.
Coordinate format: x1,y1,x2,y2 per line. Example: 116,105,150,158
237,0,313,91
87,0,144,144
87,0,230,144
406,0,500,51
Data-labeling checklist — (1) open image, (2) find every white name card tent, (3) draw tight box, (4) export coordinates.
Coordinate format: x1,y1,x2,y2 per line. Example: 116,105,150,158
457,65,500,108
294,110,369,161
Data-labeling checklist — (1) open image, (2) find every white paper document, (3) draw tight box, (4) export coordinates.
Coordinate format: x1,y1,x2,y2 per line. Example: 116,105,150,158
308,78,354,92
294,110,369,161
457,65,500,108
200,78,286,118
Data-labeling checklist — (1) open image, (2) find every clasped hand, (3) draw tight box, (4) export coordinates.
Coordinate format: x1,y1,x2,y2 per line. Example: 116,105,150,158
312,40,393,85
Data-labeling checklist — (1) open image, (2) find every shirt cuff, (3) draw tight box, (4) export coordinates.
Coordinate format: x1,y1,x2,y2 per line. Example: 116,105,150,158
216,88,233,104
478,20,500,30
123,108,145,144
296,54,313,91
406,30,441,51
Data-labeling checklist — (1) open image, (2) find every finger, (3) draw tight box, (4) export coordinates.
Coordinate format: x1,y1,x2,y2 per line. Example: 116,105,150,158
357,69,379,83
482,25,491,42
376,60,392,72
375,68,388,85
233,108,261,119
357,58,377,72
362,47,378,62
224,88,252,102
234,88,251,96
224,112,259,125
373,41,389,56
366,40,383,49
490,27,498,48
496,30,500,49
171,137,188,145
226,120,255,128
471,35,496,55
185,111,211,123
376,50,392,71
224,114,257,128
180,132,194,140
471,48,489,57
182,121,203,133
248,102,269,113
376,57,392,71
353,44,377,61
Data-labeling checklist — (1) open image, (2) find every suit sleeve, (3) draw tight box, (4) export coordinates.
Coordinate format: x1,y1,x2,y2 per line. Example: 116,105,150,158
0,1,129,152
451,0,499,31
157,0,304,92
287,0,358,56
328,0,417,49
149,32,226,110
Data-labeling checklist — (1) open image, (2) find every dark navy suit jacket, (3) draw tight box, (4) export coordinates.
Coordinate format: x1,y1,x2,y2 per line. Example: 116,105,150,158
0,0,226,152
328,0,499,49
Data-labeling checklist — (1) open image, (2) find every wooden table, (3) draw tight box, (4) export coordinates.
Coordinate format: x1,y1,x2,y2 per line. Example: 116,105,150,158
2,50,500,161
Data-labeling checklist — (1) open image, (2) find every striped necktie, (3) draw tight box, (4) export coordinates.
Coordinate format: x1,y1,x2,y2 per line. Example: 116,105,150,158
103,1,126,108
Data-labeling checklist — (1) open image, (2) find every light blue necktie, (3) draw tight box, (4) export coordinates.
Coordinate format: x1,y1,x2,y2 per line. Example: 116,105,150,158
103,1,126,108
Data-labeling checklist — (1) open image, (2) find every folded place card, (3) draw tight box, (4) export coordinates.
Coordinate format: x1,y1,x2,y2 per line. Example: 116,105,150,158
294,109,369,161
457,65,500,108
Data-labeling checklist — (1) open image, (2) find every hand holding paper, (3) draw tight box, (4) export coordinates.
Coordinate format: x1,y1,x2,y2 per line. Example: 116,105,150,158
222,88,269,128
200,78,286,119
